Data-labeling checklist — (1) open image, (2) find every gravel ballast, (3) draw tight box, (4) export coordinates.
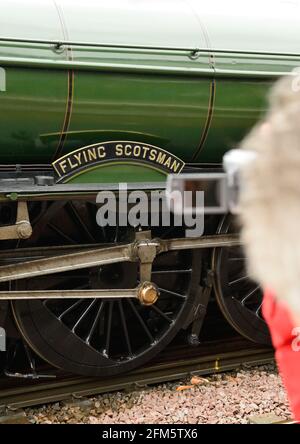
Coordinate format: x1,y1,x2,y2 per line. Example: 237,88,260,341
26,363,291,424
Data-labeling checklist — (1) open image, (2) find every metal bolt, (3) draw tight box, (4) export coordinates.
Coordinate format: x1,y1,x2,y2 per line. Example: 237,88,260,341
137,282,159,306
17,223,32,239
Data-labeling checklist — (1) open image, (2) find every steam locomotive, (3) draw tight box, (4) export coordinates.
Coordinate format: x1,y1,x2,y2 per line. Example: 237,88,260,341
0,0,299,377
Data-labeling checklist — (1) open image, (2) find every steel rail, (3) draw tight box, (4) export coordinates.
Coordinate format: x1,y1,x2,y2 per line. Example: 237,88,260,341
0,343,274,413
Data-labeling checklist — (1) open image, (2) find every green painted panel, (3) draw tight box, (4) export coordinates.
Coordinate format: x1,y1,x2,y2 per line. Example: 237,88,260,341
66,163,165,184
198,79,271,163
0,67,68,162
62,71,211,162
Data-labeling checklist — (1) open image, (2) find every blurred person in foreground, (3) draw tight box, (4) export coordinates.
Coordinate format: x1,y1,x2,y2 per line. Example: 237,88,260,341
239,72,300,422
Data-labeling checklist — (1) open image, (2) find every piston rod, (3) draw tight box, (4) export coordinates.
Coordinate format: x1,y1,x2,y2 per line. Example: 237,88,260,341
0,288,138,300
0,234,239,284
0,281,159,305
0,243,133,282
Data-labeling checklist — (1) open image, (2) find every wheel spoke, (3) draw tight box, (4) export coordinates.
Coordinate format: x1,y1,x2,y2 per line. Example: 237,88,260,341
29,201,66,243
241,285,261,305
118,300,133,356
127,299,154,343
158,287,186,299
91,202,108,242
56,299,83,320
114,217,119,243
67,202,96,243
48,223,78,244
150,304,173,323
255,301,263,316
228,274,250,286
87,201,106,241
104,301,114,357
85,301,105,344
71,299,97,333
30,275,88,290
152,268,192,275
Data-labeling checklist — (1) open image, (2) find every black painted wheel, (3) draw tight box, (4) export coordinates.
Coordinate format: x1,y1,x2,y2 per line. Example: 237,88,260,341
11,201,199,376
212,215,271,345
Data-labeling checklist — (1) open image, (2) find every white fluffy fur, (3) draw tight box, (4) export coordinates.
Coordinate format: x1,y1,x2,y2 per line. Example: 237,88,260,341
239,74,300,316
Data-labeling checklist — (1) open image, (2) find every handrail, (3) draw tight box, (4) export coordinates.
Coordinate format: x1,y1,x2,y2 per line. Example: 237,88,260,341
0,37,300,59
0,37,199,54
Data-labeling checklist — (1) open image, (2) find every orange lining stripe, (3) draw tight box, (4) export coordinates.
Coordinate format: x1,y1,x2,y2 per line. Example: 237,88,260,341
52,70,74,161
52,0,74,161
191,79,216,161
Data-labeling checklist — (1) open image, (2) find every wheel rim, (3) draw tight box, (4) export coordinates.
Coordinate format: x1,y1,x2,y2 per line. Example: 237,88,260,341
10,201,199,376
212,215,271,345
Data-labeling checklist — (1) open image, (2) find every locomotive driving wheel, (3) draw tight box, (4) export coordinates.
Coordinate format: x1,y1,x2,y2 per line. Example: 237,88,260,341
212,215,271,345
10,200,200,376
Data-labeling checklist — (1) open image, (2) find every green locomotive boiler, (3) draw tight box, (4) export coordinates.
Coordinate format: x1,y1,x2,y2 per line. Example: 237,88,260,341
0,0,299,376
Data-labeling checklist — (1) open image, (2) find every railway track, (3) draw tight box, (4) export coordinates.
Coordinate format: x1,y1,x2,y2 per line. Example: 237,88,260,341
0,337,273,415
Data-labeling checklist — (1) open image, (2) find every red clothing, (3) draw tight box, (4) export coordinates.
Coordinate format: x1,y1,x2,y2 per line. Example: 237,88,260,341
263,289,300,422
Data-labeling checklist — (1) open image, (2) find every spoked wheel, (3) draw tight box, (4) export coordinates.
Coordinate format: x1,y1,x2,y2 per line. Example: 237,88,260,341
10,201,200,376
212,215,271,345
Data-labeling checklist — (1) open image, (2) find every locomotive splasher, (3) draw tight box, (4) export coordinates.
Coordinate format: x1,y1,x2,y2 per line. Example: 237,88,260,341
0,0,299,376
